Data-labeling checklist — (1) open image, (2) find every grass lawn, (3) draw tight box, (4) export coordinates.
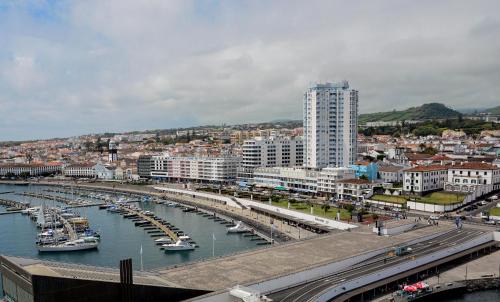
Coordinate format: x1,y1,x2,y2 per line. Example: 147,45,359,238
490,207,500,216
371,194,407,204
270,200,351,220
413,192,466,205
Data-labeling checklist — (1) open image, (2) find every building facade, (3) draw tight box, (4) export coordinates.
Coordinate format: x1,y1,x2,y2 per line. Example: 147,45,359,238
403,165,448,195
238,136,303,181
137,155,153,178
303,81,358,168
150,156,240,183
444,162,500,193
316,167,356,196
378,165,406,183
63,163,96,178
350,161,378,181
0,163,62,176
336,179,373,201
252,167,319,193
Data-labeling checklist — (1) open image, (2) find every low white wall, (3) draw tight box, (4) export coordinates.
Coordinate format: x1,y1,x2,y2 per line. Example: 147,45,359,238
365,199,403,208
490,215,500,221
190,230,457,302
406,201,464,213
315,232,494,302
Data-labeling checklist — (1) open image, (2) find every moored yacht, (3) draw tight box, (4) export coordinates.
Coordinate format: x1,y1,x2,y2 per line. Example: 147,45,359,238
162,236,195,251
227,221,249,233
37,238,99,252
154,237,172,244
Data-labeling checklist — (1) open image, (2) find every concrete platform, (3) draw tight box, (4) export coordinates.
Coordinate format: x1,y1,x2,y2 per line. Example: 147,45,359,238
155,224,453,291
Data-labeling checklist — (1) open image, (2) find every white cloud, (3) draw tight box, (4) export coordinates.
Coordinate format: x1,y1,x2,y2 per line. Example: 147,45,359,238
1,0,500,140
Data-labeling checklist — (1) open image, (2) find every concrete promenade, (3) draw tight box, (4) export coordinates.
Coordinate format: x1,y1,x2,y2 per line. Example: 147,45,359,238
154,224,454,291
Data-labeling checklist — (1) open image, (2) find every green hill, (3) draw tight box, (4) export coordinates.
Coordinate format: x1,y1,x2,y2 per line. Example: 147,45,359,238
483,105,500,115
359,103,462,124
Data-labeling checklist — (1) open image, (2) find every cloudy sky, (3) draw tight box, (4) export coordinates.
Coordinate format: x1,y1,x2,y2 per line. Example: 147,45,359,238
1,0,500,140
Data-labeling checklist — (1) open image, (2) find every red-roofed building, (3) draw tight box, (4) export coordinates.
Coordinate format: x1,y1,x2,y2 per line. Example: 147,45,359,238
403,165,448,195
445,162,500,193
0,163,62,176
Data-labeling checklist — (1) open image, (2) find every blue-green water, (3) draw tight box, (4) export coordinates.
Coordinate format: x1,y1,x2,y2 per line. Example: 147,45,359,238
444,289,500,301
0,184,260,296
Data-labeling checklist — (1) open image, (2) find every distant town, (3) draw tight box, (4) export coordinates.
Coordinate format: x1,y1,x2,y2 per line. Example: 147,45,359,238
1,83,499,219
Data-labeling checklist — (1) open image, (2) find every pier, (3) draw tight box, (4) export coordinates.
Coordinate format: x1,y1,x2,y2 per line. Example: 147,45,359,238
0,198,30,211
18,192,101,207
116,204,179,242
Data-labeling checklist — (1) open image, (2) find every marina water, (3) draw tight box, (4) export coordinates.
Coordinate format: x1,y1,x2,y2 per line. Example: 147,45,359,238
0,183,259,296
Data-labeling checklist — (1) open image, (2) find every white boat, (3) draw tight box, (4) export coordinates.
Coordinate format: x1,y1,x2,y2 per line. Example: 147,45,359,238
154,237,172,244
162,236,195,251
38,238,99,252
227,221,249,233
22,207,40,215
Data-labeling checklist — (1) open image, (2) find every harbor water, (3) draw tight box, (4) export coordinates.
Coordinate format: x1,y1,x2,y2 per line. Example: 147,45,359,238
0,183,261,296
441,289,500,302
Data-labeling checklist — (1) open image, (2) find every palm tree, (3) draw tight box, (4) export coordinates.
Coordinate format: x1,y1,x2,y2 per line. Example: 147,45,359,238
321,203,331,215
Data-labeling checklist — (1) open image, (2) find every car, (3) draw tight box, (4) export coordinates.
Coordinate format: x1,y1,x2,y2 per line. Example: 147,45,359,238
464,207,472,212
471,205,478,210
485,220,497,225
429,215,440,220
479,200,487,206
491,195,499,200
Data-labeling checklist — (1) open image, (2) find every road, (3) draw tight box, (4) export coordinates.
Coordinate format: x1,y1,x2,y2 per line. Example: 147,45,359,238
268,228,487,302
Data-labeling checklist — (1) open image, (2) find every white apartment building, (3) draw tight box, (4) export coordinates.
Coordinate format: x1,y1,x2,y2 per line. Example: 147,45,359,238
63,163,96,178
403,165,448,195
303,81,358,168
379,166,406,183
336,179,374,201
238,136,303,181
317,167,355,196
150,156,240,183
445,162,500,193
252,167,319,193
0,163,62,176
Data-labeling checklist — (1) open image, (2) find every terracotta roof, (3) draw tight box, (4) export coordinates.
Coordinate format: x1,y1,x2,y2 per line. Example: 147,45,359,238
450,162,499,170
430,154,451,160
404,153,433,161
337,178,371,184
66,162,95,168
404,165,448,172
354,161,372,166
379,166,405,172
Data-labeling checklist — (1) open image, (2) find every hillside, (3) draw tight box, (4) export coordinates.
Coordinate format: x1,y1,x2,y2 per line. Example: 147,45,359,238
359,103,462,124
483,105,500,115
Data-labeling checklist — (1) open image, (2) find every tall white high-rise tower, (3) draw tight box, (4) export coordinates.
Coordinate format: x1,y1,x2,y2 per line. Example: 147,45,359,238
303,81,358,168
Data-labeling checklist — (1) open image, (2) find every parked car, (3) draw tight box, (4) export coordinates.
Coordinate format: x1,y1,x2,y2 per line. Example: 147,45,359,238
485,220,497,225
429,215,440,220
479,200,487,206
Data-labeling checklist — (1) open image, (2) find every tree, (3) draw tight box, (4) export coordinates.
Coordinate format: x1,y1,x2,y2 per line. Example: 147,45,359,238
359,174,368,180
321,203,331,215
345,204,355,213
